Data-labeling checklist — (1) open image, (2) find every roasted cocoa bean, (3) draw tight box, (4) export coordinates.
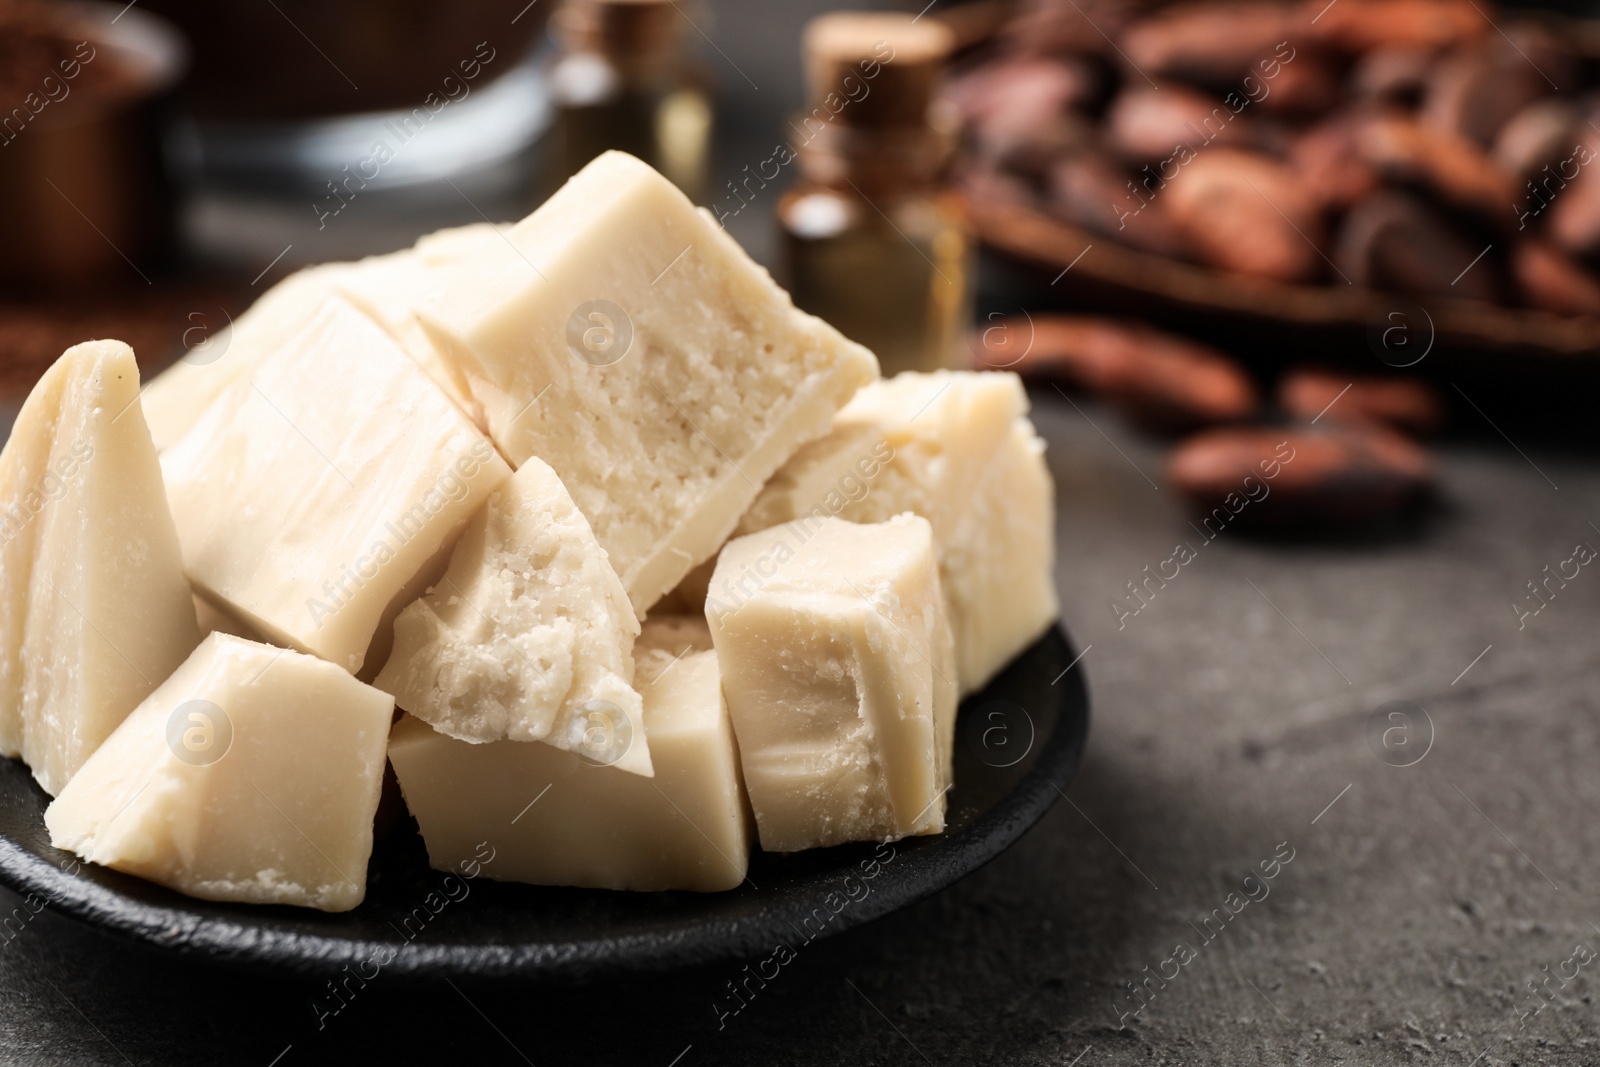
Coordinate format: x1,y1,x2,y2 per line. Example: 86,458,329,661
1511,239,1600,315
975,315,1260,432
1167,423,1433,525
1163,149,1325,282
1278,366,1445,435
1336,191,1499,300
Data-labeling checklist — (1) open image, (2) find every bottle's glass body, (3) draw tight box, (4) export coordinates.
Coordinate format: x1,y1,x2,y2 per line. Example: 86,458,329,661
777,121,972,376
547,47,711,202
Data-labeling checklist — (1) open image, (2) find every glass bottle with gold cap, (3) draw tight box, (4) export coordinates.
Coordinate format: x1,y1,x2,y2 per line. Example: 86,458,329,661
778,12,972,376
545,0,712,201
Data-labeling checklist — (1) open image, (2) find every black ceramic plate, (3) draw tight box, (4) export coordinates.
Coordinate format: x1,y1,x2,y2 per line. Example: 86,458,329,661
0,625,1089,980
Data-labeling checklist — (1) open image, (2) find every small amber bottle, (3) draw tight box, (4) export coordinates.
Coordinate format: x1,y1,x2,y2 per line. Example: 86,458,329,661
779,12,971,377
546,0,712,200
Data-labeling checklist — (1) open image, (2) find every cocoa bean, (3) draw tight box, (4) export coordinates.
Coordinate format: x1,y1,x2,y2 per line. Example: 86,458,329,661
1046,154,1192,257
1290,112,1382,212
1104,85,1257,162
1278,366,1445,434
1121,2,1302,86
1167,423,1433,526
1253,50,1341,115
1495,100,1580,181
976,315,1259,432
1510,239,1600,315
1350,46,1434,104
1546,153,1600,260
1163,149,1325,282
1421,53,1546,147
1336,191,1499,301
1307,0,1486,53
1357,114,1518,222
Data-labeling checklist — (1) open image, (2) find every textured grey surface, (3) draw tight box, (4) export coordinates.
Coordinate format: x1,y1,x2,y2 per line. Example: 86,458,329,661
2,392,1597,1066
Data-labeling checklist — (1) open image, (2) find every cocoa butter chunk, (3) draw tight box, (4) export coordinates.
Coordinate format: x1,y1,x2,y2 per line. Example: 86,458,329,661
141,224,510,455
699,371,1056,696
374,456,652,777
1510,240,1600,316
1336,191,1499,301
990,315,1257,433
707,515,957,852
387,617,751,893
140,262,355,453
1167,424,1433,526
45,633,394,912
0,340,200,795
414,151,879,614
161,295,512,674
1278,367,1444,436
335,223,508,423
1306,0,1486,52
1162,149,1325,282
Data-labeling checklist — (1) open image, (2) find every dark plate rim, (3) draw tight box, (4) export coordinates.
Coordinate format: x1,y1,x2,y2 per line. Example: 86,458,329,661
0,625,1090,980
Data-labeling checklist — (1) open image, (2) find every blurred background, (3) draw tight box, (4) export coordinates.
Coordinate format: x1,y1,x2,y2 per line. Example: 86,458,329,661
6,3,1600,1065
3,0,1599,509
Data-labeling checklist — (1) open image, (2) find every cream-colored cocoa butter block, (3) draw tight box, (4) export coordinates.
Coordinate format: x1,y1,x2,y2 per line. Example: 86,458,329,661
706,514,956,852
416,151,879,614
336,223,509,424
705,370,1057,694
374,456,652,776
0,340,200,795
46,633,393,911
141,262,355,453
161,295,511,674
387,616,751,892
142,224,508,454
942,418,1058,693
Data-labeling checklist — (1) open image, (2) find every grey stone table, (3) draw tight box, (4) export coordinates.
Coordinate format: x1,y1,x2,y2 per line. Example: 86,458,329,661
3,388,1597,1067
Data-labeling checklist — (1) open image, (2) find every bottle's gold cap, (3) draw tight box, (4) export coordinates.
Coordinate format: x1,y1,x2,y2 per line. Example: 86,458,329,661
803,11,955,129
